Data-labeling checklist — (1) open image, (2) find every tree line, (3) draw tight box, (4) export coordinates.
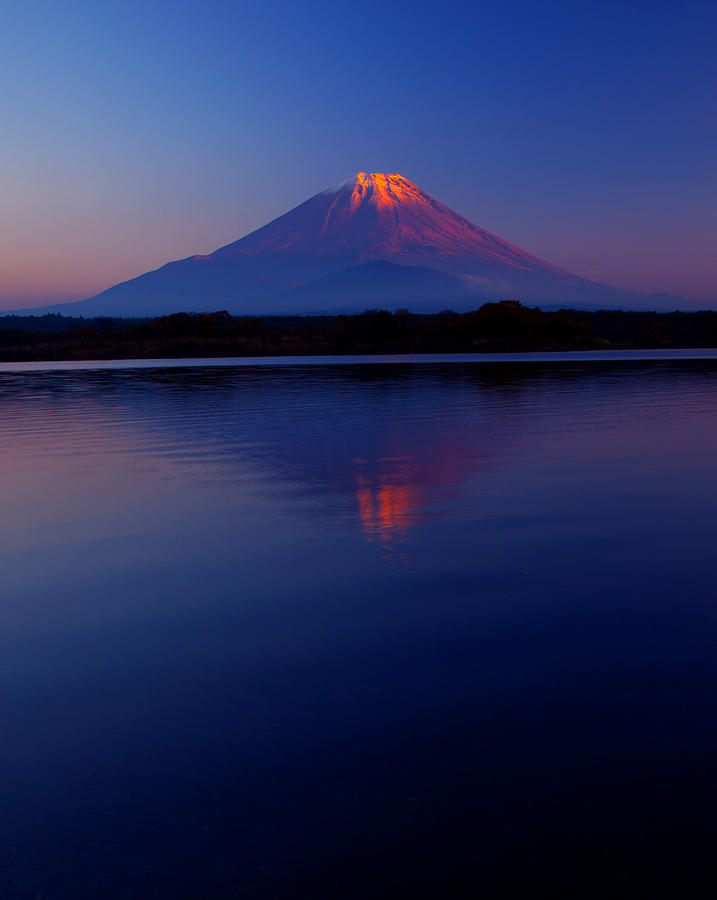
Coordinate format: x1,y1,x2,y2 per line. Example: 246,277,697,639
1,302,717,360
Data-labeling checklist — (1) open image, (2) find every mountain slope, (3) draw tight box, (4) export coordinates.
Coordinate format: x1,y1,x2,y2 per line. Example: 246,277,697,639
17,173,692,316
287,261,471,312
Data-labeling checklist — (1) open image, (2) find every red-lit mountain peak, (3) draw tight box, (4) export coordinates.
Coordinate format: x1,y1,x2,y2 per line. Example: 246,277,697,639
222,172,570,280
336,172,428,210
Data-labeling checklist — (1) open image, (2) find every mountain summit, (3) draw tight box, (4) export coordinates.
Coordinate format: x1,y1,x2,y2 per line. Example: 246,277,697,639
233,172,567,274
30,172,672,316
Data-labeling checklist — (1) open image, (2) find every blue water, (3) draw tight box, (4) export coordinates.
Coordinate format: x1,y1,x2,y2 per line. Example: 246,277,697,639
1,357,716,896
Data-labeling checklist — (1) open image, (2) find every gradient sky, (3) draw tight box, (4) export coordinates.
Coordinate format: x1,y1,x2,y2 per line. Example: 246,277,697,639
2,0,715,309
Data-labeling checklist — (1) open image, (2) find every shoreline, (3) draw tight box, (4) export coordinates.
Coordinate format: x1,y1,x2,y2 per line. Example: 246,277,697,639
3,348,717,374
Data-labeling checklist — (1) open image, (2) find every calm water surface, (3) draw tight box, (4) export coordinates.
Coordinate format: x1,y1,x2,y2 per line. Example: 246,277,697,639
1,357,716,896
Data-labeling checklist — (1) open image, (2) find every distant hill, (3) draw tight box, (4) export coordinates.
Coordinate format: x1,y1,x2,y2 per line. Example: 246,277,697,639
14,172,700,317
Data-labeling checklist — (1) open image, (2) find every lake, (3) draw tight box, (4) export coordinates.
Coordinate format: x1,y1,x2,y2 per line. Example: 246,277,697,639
2,354,716,896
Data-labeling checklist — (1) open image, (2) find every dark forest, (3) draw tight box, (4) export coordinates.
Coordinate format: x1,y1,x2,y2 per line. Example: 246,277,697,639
2,302,717,361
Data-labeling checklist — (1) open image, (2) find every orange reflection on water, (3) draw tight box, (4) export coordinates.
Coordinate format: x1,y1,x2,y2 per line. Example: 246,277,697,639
354,453,433,554
356,475,422,546
353,444,476,555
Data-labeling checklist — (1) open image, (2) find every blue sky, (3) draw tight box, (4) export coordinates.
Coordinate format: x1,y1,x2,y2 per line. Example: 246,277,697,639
1,0,715,306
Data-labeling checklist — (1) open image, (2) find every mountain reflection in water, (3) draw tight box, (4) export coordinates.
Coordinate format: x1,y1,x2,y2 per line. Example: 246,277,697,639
356,463,422,546
354,447,472,553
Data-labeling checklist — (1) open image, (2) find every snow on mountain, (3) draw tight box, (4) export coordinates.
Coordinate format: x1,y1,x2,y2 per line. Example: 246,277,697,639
217,172,572,276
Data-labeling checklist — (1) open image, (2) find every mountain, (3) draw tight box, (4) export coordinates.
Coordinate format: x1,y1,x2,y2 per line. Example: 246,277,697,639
16,172,695,316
